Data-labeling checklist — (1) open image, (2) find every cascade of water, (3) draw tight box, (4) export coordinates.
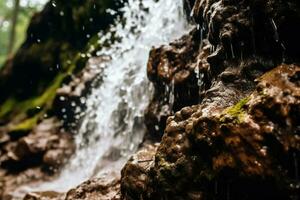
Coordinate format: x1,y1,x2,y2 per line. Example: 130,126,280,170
15,0,190,196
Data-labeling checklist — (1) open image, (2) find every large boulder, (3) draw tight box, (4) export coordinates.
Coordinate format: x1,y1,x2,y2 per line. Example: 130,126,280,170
122,64,300,199
144,0,300,139
122,0,300,199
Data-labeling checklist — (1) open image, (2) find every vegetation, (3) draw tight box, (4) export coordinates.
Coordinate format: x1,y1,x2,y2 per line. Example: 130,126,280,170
220,97,251,124
0,0,46,67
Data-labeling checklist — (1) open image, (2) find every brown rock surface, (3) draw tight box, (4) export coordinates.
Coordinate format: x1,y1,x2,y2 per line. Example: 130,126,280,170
145,0,300,140
121,143,159,199
121,64,300,199
0,118,74,199
64,177,120,200
23,191,64,200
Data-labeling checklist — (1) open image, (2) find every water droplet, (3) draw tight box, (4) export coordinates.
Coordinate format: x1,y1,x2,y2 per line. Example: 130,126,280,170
71,102,76,107
260,146,267,156
80,97,86,104
270,18,279,42
230,42,235,59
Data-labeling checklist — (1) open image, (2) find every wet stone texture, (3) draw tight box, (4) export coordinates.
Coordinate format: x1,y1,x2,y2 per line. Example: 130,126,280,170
64,177,121,200
145,30,202,138
0,118,75,199
122,64,300,199
122,0,300,199
121,143,159,199
145,0,300,139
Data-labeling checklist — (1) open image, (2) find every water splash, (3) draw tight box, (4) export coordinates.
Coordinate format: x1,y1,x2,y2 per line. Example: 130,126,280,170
15,0,190,195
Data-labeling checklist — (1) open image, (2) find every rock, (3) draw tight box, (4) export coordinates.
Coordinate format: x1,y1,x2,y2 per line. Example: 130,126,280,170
123,0,300,198
65,178,120,200
0,118,75,199
145,0,300,140
121,143,159,200
1,118,74,170
145,30,203,138
23,191,64,200
121,64,300,200
1,167,48,200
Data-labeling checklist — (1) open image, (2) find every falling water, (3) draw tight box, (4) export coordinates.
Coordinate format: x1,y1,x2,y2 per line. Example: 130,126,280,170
15,0,190,196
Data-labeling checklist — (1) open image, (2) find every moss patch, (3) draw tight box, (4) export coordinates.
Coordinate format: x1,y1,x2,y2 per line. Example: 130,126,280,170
10,113,42,131
0,98,17,118
220,97,250,124
0,52,83,131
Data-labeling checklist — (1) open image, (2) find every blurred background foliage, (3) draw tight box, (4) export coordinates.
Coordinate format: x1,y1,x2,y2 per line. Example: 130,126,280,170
0,0,47,67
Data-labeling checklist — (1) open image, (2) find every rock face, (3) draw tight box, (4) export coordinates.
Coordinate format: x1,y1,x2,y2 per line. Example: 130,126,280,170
121,0,300,199
145,0,300,138
122,64,300,199
145,30,202,138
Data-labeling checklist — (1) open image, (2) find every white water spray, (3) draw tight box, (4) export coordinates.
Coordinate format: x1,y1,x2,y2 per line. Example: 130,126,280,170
15,0,190,196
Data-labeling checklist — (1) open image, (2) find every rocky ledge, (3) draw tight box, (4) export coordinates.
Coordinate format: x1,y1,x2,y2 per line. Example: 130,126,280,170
121,64,300,200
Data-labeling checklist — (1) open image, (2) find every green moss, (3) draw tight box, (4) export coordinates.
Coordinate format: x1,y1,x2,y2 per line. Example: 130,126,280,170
0,22,102,130
0,52,82,131
220,97,250,124
0,98,17,118
10,113,41,131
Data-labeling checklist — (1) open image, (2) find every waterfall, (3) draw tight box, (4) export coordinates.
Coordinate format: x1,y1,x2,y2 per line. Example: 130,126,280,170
15,0,190,195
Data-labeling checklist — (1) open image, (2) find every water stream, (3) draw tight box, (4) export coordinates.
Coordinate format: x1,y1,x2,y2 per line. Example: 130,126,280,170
15,0,190,196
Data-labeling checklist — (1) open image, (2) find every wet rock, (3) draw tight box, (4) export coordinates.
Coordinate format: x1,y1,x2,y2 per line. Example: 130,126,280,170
121,143,159,200
121,64,300,200
1,118,74,171
23,191,64,200
145,0,300,140
65,178,120,200
145,30,202,138
0,118,75,199
1,167,49,200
